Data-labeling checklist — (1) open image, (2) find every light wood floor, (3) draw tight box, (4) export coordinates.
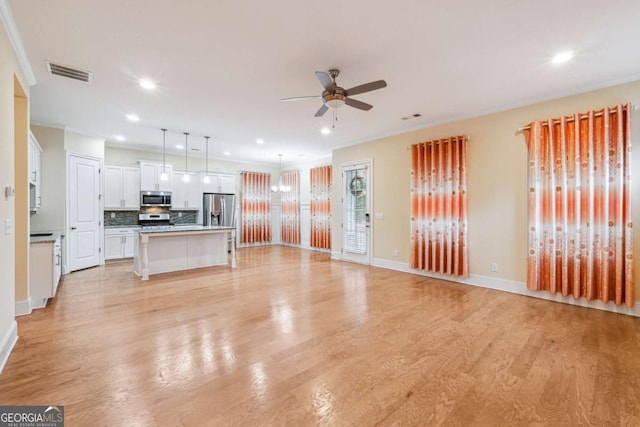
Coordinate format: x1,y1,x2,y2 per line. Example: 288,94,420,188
1,246,639,426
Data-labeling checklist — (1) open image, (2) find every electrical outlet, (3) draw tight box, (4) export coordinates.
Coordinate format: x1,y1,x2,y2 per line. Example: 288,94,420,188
178,212,182,218
393,249,399,257
375,212,384,219
110,212,116,218
491,263,498,272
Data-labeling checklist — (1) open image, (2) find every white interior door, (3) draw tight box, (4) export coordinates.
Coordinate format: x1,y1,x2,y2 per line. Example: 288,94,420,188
342,161,371,264
68,154,101,272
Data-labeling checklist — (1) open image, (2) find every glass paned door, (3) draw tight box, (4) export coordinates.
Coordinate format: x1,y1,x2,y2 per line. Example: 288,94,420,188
342,162,371,264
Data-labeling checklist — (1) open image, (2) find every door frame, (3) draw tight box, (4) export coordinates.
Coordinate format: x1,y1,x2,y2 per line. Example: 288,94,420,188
340,158,373,265
65,151,104,273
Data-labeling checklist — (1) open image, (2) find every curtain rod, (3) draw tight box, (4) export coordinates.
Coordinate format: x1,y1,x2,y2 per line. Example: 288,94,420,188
516,104,637,134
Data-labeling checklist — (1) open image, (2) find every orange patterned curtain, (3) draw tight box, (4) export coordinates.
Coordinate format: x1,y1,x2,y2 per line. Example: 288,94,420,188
524,104,633,306
280,170,300,244
310,165,332,250
410,135,468,277
241,171,272,244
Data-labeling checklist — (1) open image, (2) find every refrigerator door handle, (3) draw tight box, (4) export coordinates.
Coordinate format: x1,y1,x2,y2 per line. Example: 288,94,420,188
220,197,225,226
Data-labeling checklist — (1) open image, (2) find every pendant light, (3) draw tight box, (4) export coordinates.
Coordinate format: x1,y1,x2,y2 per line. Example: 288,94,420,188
203,136,211,184
271,154,291,193
159,128,169,181
182,132,191,182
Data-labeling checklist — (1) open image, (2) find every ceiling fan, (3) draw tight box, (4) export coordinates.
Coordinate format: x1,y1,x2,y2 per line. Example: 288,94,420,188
281,69,387,117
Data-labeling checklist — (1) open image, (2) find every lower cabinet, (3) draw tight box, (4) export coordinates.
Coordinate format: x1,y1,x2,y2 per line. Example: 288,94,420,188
30,235,62,309
105,228,135,260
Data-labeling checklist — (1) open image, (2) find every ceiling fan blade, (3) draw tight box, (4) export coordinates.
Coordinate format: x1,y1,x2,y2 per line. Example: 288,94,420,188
314,104,329,117
345,80,387,97
281,96,322,102
345,98,373,111
315,71,335,90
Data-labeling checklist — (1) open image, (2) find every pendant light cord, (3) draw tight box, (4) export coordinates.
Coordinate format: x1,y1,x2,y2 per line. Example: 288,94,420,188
161,128,167,173
184,132,189,173
205,136,210,175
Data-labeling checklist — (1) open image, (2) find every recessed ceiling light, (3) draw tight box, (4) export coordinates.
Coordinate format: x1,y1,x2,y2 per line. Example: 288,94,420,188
321,127,330,135
139,79,156,89
114,135,125,141
224,151,231,156
126,114,140,122
552,51,573,65
256,138,264,144
176,144,184,149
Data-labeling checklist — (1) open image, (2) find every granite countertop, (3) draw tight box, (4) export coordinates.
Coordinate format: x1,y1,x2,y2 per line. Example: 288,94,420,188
136,225,235,234
105,225,139,229
30,230,63,244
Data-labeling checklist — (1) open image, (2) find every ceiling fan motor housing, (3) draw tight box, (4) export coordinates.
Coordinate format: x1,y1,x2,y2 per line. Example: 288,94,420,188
323,87,346,108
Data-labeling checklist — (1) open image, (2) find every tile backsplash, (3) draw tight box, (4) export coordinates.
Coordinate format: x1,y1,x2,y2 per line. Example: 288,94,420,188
104,211,139,227
172,211,198,225
104,210,200,227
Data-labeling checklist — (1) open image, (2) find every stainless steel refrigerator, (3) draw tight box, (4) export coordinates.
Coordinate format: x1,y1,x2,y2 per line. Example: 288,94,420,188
203,193,236,227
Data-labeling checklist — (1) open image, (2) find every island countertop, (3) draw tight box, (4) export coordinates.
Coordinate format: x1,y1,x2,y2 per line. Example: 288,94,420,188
135,225,235,234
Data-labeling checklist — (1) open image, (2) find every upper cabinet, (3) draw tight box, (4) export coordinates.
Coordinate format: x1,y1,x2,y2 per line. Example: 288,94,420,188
140,162,173,192
172,171,201,209
105,165,140,209
29,132,42,211
202,172,236,194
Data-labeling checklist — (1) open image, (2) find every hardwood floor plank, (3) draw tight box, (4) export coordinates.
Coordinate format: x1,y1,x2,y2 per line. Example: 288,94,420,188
1,246,638,426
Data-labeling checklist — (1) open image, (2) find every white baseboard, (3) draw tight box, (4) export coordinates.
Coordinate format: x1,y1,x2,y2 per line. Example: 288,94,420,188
373,258,640,318
331,251,342,260
14,299,32,316
0,320,18,373
279,242,331,254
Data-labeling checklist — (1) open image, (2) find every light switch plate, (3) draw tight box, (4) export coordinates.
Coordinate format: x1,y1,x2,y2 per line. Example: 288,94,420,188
375,212,384,219
5,218,13,235
4,186,15,197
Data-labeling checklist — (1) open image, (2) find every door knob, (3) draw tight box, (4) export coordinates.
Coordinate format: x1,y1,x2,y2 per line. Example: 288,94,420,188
71,227,77,230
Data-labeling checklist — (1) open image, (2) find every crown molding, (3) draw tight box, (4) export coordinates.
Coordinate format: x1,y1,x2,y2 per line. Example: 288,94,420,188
0,0,36,86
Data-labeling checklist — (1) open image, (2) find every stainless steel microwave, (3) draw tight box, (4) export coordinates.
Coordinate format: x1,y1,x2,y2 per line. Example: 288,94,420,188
140,191,172,207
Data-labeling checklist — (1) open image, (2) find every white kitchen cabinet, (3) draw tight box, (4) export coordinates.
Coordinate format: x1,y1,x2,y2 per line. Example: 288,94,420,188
172,171,201,209
105,165,141,209
30,234,62,309
202,172,236,194
105,228,136,259
140,162,173,192
29,132,42,211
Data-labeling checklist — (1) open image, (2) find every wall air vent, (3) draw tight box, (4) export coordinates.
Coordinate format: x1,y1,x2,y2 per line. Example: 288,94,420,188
46,61,92,83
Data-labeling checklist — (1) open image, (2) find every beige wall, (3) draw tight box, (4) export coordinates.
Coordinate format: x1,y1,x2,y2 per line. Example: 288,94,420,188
14,82,28,302
0,18,30,357
64,130,104,159
333,79,640,302
30,126,65,231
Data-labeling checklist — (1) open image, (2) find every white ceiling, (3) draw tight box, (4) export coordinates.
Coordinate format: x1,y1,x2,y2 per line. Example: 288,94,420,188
9,0,640,165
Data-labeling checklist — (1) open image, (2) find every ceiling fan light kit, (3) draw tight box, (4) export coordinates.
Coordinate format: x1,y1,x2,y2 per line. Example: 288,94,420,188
282,68,387,118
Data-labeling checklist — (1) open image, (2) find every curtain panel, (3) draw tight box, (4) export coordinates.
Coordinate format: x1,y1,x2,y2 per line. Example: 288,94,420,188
310,165,332,250
240,171,272,244
524,104,633,306
410,135,469,277
280,170,300,244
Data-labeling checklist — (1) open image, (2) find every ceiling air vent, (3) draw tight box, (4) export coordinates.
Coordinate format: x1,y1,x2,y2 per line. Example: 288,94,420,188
46,61,92,83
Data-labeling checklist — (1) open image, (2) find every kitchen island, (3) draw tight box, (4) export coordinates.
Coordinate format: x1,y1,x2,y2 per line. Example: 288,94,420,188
133,225,236,280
